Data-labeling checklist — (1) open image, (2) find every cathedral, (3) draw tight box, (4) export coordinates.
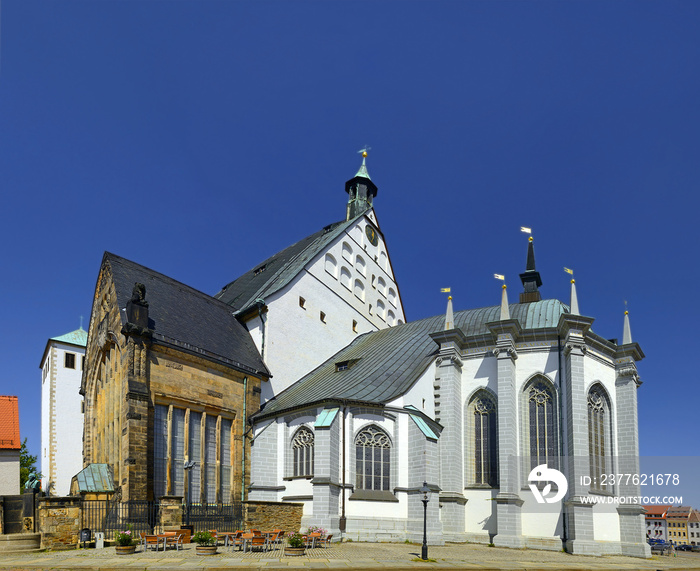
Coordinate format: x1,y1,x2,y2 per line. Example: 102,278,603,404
81,153,650,556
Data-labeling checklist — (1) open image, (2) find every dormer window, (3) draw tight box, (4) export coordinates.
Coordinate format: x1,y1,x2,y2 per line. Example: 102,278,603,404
253,264,266,276
335,359,359,372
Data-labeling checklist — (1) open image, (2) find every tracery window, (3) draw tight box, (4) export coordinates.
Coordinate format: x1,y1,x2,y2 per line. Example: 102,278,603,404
527,380,558,469
588,385,609,491
355,426,390,491
471,394,497,486
292,427,314,477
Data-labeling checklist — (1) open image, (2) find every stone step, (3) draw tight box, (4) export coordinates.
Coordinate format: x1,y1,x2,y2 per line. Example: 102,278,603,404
0,533,42,553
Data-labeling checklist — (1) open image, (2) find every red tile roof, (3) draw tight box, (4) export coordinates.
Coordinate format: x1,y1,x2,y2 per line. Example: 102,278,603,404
644,505,672,517
0,396,20,450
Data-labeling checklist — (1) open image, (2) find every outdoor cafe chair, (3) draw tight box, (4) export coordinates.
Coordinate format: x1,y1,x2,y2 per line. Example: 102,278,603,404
165,533,184,550
319,534,333,547
140,533,162,551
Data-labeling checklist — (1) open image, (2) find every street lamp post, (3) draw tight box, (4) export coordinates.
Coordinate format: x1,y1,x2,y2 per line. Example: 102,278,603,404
420,481,431,560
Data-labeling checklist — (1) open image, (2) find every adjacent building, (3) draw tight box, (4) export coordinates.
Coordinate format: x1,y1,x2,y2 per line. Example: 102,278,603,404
644,504,670,542
0,396,21,495
667,506,693,545
40,327,87,496
688,510,700,546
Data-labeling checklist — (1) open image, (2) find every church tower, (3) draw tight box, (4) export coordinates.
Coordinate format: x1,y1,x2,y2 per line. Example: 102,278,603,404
345,150,378,220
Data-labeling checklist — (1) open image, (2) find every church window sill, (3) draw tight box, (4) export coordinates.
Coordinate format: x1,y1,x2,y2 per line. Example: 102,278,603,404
349,490,398,502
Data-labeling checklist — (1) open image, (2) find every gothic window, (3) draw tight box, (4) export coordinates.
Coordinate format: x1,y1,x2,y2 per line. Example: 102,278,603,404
355,425,390,491
324,254,337,278
292,427,314,477
526,380,558,469
469,393,498,486
588,385,609,492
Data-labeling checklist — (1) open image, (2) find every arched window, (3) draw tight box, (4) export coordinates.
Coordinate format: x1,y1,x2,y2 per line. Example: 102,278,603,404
340,267,351,290
342,242,353,263
469,392,497,486
354,279,365,301
387,310,395,325
355,425,390,491
377,277,386,296
588,385,609,491
292,427,314,477
388,288,397,307
526,379,558,469
355,255,366,276
376,299,386,320
379,251,388,270
324,253,337,278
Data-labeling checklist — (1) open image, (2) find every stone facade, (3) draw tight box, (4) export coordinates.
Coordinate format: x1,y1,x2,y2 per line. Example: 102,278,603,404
243,501,303,533
81,254,268,503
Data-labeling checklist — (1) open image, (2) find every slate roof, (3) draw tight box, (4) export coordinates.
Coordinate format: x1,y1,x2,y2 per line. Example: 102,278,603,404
0,396,20,450
214,213,366,312
103,253,269,377
255,299,569,419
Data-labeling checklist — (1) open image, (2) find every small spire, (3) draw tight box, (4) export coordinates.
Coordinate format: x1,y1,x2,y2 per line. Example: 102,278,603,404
500,284,510,320
445,296,454,330
569,279,579,315
519,235,542,303
79,315,84,330
622,309,633,344
355,147,371,180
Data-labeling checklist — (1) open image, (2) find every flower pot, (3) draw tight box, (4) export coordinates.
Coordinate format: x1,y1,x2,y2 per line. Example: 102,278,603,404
196,545,218,556
115,545,136,555
284,546,306,556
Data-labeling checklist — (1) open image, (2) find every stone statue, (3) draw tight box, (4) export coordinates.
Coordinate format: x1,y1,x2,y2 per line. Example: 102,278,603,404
25,471,41,491
130,283,148,307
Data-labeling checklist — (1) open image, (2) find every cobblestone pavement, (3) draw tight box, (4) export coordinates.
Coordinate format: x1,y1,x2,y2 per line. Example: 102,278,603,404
1,542,699,570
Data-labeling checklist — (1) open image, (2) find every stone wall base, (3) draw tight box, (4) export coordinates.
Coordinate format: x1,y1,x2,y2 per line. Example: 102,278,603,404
0,533,42,553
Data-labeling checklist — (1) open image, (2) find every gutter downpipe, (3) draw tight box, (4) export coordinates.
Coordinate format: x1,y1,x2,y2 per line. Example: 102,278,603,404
557,336,568,546
242,375,248,502
340,403,347,536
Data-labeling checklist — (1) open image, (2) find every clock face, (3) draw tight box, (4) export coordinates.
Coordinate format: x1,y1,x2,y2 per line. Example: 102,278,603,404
365,225,378,246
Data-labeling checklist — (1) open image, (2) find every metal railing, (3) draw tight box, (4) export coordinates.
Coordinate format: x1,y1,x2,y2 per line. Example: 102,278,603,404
183,503,243,532
82,500,159,539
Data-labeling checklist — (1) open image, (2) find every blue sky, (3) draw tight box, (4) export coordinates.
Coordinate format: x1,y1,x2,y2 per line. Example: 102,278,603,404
1,1,698,505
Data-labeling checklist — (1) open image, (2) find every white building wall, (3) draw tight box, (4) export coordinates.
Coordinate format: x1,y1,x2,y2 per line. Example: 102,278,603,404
258,213,406,399
0,450,20,495
41,341,85,496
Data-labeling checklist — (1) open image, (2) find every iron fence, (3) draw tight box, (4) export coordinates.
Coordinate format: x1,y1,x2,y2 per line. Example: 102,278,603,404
184,503,243,532
82,500,159,539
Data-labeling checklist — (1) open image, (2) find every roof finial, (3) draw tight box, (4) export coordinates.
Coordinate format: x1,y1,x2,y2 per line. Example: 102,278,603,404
355,146,372,179
79,315,84,330
519,227,542,303
569,279,579,315
500,283,510,320
445,295,454,330
622,301,632,344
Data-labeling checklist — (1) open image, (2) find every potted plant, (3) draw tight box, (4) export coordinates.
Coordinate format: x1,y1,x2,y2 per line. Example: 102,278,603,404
114,525,136,555
284,532,306,556
192,531,218,555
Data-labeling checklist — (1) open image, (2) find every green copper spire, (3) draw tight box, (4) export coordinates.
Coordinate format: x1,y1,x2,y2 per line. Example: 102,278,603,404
345,148,378,220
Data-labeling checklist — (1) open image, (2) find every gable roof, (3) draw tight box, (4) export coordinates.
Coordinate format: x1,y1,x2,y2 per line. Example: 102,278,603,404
102,253,269,378
254,298,570,420
0,396,21,450
214,213,367,312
